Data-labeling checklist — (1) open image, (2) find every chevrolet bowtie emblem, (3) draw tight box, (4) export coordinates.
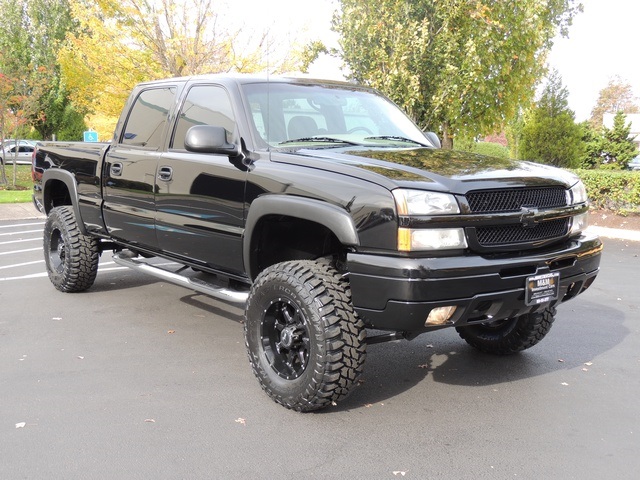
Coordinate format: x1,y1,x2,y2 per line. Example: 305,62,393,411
520,206,539,229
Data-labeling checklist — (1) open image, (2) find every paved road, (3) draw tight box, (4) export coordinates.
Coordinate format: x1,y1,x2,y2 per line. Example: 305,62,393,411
1,218,638,479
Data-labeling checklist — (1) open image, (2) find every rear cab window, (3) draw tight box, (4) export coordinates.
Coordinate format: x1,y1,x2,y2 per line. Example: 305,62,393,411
120,87,177,150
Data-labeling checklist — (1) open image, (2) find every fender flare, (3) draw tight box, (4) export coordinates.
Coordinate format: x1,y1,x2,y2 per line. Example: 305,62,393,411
42,169,87,235
243,195,359,280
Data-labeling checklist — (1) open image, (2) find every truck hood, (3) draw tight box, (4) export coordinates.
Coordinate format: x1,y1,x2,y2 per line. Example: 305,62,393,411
272,146,579,194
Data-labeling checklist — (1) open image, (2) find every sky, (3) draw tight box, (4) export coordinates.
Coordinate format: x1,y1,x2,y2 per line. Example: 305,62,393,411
547,0,640,121
233,0,640,123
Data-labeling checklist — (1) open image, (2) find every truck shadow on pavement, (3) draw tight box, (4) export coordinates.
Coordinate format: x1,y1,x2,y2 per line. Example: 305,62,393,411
328,299,628,412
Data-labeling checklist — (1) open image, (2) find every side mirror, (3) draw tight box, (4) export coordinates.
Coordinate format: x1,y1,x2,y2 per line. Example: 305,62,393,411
423,131,441,149
185,125,239,155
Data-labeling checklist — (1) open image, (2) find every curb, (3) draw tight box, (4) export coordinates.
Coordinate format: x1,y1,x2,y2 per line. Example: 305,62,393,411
585,226,640,243
0,203,638,242
0,202,45,221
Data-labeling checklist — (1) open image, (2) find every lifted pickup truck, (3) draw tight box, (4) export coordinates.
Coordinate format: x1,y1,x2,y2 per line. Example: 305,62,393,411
33,75,602,411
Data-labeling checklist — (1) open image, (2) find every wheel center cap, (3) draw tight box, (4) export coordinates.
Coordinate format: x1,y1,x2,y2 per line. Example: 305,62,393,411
280,326,297,349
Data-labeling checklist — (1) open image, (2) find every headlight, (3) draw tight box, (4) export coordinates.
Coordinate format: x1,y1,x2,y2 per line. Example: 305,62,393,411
392,189,460,216
570,212,589,235
568,181,588,205
398,227,468,251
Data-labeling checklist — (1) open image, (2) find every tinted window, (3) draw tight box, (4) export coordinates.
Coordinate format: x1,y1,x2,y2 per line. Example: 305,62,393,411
172,85,235,150
121,87,176,149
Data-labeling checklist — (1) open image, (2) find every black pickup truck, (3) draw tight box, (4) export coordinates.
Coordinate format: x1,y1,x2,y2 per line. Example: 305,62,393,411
32,75,602,411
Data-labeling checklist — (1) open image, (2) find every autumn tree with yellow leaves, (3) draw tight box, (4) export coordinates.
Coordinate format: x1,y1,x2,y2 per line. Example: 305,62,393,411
59,0,300,138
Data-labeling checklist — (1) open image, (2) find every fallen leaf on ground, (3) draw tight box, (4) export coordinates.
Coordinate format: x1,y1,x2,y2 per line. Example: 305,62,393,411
167,330,175,334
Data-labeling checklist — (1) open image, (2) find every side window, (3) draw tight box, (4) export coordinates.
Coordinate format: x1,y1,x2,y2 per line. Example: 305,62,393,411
172,85,235,150
121,87,176,150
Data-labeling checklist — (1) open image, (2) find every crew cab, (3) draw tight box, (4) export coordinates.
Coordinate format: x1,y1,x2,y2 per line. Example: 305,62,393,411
32,75,602,411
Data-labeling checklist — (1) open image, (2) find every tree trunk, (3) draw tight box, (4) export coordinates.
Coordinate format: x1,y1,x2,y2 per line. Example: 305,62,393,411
441,121,454,149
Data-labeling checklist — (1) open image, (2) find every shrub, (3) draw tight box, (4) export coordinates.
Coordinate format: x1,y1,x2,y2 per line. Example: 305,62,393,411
573,169,640,213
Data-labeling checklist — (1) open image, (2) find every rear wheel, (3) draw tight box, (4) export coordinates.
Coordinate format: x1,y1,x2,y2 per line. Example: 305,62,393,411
455,307,556,355
43,206,99,292
244,259,366,411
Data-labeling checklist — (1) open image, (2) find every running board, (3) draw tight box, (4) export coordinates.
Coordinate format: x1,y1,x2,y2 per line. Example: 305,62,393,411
112,253,249,304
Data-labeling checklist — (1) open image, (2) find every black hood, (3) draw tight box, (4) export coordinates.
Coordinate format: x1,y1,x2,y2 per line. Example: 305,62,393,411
272,146,579,194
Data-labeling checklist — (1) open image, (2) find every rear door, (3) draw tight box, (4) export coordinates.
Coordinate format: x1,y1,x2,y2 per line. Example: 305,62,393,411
102,85,177,249
155,83,246,276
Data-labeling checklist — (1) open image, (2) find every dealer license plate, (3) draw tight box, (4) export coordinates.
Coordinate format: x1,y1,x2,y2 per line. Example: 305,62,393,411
525,272,560,306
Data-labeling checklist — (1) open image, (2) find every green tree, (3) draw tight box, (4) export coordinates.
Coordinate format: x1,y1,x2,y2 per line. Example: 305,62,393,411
506,109,526,160
599,111,638,169
519,70,583,168
0,0,85,140
579,121,604,169
332,0,581,149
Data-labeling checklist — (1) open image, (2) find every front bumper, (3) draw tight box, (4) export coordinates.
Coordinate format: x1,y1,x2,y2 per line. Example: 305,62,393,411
347,234,602,334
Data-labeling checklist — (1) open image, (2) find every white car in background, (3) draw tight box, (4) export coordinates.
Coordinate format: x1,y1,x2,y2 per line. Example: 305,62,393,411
628,155,640,171
0,140,37,166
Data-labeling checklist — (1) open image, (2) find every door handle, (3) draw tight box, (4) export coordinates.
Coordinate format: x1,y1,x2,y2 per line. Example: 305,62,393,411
110,162,123,177
158,166,173,182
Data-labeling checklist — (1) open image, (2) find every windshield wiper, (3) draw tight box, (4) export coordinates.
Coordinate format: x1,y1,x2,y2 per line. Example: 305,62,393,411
278,137,360,146
364,135,430,147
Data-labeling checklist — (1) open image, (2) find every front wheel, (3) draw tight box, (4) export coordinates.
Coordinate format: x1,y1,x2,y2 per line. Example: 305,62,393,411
455,307,556,355
43,206,99,292
244,260,366,411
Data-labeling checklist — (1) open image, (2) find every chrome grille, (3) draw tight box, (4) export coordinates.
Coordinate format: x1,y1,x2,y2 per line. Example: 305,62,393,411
476,218,570,246
466,187,567,213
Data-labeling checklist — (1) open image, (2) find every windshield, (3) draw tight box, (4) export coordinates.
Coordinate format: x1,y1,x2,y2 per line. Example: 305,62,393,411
241,82,433,149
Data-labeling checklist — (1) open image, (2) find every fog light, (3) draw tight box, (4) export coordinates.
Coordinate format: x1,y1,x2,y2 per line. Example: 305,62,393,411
425,306,457,326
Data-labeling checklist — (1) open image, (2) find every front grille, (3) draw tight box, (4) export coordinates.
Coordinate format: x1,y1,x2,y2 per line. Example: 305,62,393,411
466,187,567,213
476,218,570,246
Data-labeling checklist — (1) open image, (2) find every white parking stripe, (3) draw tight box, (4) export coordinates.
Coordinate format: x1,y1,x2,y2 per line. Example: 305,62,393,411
0,238,41,246
0,229,43,236
0,266,128,282
0,260,44,270
0,271,48,281
0,247,42,256
0,222,44,229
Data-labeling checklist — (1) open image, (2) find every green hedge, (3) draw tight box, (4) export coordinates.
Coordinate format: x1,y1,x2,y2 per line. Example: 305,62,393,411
573,169,640,214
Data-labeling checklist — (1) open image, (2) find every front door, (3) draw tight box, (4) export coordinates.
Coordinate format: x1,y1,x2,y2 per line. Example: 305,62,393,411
154,84,246,276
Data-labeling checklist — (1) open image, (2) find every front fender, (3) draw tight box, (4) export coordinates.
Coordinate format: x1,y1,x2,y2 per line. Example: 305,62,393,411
243,195,359,280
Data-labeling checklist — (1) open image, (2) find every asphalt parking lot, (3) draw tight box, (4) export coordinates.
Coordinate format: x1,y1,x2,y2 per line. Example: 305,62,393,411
1,215,639,479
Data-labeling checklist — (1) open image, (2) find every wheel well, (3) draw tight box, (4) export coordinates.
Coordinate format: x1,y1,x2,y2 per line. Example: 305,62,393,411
43,179,72,213
250,215,343,278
